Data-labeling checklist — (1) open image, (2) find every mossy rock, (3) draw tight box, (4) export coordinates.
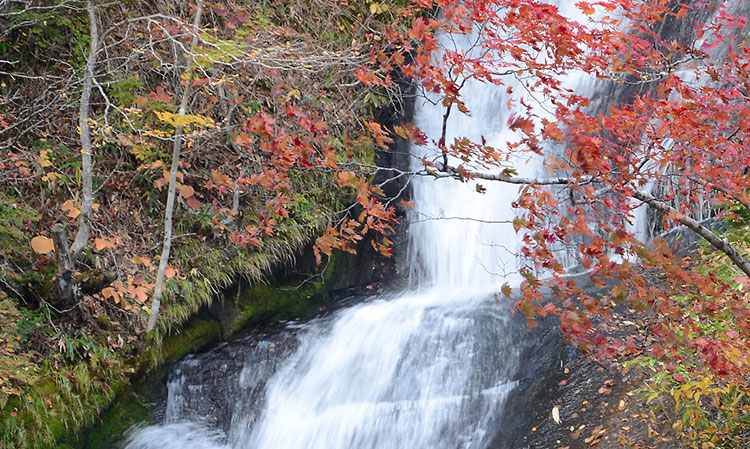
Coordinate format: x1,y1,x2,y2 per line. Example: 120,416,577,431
78,390,151,449
217,281,326,339
161,317,223,366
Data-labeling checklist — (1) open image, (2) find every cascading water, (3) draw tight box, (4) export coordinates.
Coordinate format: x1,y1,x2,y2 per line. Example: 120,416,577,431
121,8,592,449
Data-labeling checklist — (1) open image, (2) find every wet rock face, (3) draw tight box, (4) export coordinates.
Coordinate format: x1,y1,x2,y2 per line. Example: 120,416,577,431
492,324,568,448
155,325,302,434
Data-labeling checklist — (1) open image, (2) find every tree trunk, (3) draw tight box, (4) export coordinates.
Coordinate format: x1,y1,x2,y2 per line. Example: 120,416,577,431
146,0,205,332
70,0,99,260
51,223,75,306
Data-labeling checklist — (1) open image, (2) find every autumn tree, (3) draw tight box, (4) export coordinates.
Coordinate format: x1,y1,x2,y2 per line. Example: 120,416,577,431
357,0,750,445
1,0,409,330
1,1,414,446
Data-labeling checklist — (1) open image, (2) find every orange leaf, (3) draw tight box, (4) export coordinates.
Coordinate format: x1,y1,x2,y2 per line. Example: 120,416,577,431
94,238,115,251
526,320,539,328
101,286,121,304
578,2,595,15
31,236,54,255
179,184,195,198
134,286,148,303
543,122,564,141
337,171,359,188
165,266,176,279
133,256,151,267
154,177,168,189
501,283,513,298
508,114,535,134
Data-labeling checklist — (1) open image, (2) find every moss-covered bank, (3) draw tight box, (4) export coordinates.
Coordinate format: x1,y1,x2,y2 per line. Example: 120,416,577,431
61,248,361,449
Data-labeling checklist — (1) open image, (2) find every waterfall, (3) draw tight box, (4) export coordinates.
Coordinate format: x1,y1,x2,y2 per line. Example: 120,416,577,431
121,7,595,449
123,74,528,446
407,41,529,289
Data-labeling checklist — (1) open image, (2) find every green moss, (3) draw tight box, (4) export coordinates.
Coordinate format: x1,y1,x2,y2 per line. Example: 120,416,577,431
161,318,222,366
3,369,124,449
224,282,324,338
0,192,39,259
74,248,353,447
159,224,314,335
79,390,151,449
71,318,223,449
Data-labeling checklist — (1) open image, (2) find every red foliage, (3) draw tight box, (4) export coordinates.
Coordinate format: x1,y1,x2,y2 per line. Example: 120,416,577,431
350,0,750,388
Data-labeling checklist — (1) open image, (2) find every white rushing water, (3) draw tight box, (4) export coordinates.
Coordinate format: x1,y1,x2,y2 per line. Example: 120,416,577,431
122,8,595,449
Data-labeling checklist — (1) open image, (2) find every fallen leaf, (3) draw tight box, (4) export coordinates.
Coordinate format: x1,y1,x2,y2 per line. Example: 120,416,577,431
133,256,151,267
61,199,80,219
186,197,202,210
178,184,195,198
94,238,115,251
552,405,561,424
31,236,54,255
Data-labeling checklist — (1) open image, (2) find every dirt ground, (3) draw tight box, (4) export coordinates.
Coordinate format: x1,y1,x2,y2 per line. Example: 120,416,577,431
517,308,682,449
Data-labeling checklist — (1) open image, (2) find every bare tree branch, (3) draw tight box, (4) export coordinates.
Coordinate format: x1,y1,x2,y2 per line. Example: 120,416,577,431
435,163,590,185
632,189,750,278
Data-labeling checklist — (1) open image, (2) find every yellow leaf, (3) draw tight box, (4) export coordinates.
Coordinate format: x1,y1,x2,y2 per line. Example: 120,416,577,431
154,110,216,128
369,2,387,14
31,236,54,255
61,199,80,219
286,89,301,101
38,149,53,167
42,172,62,183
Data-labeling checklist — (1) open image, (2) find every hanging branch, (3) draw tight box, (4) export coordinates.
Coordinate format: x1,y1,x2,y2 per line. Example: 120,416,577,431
430,161,750,278
632,189,750,278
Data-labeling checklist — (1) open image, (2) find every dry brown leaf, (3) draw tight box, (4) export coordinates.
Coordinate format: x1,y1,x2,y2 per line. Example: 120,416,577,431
31,236,54,255
133,256,151,267
179,184,195,198
94,238,115,251
61,199,80,219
